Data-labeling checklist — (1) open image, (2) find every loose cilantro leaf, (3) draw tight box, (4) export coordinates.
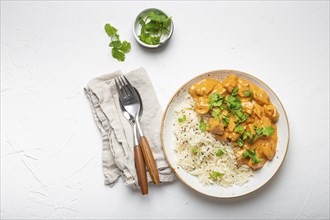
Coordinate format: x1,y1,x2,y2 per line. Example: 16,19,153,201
105,23,118,37
209,171,224,179
178,115,186,123
199,119,207,132
120,41,131,53
112,48,125,62
234,125,245,134
242,149,263,164
191,147,200,154
105,23,131,62
215,148,225,157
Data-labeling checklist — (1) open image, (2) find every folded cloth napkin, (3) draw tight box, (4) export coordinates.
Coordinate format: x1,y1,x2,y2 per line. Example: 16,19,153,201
84,67,175,188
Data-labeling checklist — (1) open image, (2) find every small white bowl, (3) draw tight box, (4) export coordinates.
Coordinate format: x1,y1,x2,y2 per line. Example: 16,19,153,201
133,8,174,49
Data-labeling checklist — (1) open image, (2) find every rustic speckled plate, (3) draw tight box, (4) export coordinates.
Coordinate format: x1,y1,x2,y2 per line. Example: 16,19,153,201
161,70,290,198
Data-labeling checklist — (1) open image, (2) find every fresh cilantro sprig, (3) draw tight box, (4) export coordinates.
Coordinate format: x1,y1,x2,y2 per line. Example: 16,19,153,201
104,23,131,61
242,149,263,164
254,126,275,141
139,10,172,45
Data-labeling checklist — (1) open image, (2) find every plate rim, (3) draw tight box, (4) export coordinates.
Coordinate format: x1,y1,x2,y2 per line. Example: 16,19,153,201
160,69,290,199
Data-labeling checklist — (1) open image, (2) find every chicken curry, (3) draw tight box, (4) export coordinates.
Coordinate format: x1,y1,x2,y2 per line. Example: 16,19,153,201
189,75,279,170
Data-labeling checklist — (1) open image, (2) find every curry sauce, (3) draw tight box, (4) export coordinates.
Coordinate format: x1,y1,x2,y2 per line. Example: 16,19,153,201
189,75,279,170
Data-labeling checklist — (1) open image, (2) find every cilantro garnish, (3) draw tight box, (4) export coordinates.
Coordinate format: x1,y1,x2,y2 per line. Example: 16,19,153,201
209,93,224,109
211,108,221,120
215,148,225,157
244,89,252,98
178,115,186,123
191,147,200,154
254,126,275,141
104,23,131,61
199,119,207,132
242,149,263,164
234,125,245,134
209,171,224,179
236,138,244,147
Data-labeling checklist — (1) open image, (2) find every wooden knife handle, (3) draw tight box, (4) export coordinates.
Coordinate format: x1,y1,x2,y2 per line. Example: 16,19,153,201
139,136,160,185
134,145,148,195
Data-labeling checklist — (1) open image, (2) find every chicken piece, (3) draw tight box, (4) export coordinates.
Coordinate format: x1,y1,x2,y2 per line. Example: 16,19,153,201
247,123,256,136
189,79,219,97
261,140,276,160
250,84,269,105
253,103,264,119
264,104,279,122
194,97,210,114
257,116,272,128
234,148,249,165
227,115,236,132
222,75,238,93
237,78,251,98
247,158,266,170
207,118,224,135
228,132,241,142
241,101,254,114
212,83,226,95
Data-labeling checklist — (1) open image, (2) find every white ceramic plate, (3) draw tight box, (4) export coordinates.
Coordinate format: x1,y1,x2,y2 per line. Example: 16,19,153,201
161,70,290,198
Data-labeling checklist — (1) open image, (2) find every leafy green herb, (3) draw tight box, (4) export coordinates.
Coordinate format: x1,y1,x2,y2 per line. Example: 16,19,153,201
221,115,229,127
211,108,221,120
242,130,254,144
254,126,275,142
244,89,252,98
242,149,263,164
226,94,242,112
234,125,245,134
234,110,249,124
232,87,238,96
199,119,207,132
191,147,200,154
104,23,131,61
215,148,225,157
178,115,186,123
139,10,172,45
209,171,224,179
209,93,224,109
236,138,244,147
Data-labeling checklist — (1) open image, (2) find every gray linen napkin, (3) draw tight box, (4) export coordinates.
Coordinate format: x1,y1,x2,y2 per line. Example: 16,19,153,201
84,67,175,188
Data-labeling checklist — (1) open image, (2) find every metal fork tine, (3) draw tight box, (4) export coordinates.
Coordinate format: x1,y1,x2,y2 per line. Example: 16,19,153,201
119,76,133,96
115,79,124,98
122,75,135,95
116,77,128,98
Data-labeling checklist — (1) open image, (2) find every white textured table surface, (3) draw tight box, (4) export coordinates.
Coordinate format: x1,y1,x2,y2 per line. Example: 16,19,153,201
1,1,329,219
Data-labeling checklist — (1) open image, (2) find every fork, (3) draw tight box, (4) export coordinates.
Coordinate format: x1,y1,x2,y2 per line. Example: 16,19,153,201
118,95,148,195
115,76,160,185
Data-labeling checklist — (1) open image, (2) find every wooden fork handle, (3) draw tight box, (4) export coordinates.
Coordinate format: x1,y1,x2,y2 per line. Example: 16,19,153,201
134,145,148,195
139,136,160,185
